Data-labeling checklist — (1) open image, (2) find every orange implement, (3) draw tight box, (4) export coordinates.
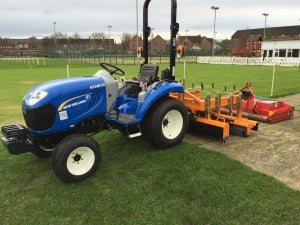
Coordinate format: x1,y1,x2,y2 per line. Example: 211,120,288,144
170,89,259,141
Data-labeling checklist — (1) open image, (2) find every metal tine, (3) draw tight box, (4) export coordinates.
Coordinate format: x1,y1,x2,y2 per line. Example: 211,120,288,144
228,95,234,116
236,92,242,118
215,92,221,114
205,93,211,119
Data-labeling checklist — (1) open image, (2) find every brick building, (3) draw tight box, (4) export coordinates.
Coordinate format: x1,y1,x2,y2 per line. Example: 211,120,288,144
43,38,114,50
231,25,300,57
150,35,167,52
178,35,213,51
200,37,213,51
128,35,143,52
0,39,30,50
178,35,202,50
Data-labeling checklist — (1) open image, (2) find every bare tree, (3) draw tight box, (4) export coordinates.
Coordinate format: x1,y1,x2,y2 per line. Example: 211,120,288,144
27,36,39,49
71,32,81,39
91,32,106,39
121,33,133,51
218,39,231,55
50,32,69,39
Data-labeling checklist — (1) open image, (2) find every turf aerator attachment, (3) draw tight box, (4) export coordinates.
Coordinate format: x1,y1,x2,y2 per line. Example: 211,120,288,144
170,89,259,141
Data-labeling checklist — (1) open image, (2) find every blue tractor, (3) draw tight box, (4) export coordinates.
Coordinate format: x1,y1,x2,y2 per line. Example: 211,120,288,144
1,0,189,182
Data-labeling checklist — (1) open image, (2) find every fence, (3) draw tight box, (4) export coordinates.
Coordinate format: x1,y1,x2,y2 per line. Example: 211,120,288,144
49,51,199,65
197,56,300,67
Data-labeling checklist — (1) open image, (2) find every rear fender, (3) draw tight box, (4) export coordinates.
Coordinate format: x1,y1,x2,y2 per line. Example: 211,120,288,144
135,82,184,121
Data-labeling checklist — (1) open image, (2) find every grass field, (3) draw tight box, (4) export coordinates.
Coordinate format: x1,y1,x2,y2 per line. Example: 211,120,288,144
0,60,300,224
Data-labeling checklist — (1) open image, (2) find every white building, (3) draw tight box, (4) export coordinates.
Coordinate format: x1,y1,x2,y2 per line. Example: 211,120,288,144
231,25,300,59
262,40,300,59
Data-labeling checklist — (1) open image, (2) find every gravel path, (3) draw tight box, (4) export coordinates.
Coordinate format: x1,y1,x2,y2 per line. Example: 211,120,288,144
185,93,300,190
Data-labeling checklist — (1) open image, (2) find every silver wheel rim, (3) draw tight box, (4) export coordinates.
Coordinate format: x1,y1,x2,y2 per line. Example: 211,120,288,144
66,147,95,176
161,110,184,140
39,145,55,152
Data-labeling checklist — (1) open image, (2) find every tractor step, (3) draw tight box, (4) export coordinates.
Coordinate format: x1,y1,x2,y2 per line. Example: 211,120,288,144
128,132,142,138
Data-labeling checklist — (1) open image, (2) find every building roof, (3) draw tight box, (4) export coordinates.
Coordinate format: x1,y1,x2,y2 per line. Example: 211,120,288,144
201,36,213,44
0,39,29,45
232,25,300,40
178,35,202,43
247,35,262,42
151,35,167,43
130,35,143,42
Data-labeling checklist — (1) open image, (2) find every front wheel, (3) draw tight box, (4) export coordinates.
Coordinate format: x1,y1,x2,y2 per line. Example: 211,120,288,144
52,134,101,182
142,98,189,148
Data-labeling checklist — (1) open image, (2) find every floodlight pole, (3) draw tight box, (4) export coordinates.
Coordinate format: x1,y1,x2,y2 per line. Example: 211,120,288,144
136,0,139,62
150,27,154,58
211,6,219,57
53,21,57,51
185,29,189,56
107,25,112,64
262,13,269,40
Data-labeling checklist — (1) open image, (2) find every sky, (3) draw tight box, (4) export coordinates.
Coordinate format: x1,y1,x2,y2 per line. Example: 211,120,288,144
1,0,300,41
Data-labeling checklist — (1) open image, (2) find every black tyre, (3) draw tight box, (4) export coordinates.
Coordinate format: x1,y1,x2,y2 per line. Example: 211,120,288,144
142,98,189,148
52,134,101,182
117,127,128,136
31,145,54,158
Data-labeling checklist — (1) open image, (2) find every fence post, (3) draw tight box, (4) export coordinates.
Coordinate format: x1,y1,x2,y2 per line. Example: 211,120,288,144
160,51,162,64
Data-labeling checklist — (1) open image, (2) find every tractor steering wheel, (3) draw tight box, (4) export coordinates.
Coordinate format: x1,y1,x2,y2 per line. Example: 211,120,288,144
100,63,125,76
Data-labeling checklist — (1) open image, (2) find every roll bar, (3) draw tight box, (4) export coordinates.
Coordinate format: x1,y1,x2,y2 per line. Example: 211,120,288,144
143,0,179,80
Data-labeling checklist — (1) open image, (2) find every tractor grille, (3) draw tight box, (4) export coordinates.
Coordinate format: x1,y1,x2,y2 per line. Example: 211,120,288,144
22,104,56,131
89,92,101,108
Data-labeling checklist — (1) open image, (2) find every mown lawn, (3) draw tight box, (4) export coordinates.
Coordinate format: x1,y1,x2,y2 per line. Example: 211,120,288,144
0,60,300,224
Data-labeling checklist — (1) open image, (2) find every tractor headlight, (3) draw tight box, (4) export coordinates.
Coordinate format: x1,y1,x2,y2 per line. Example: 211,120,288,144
27,90,48,106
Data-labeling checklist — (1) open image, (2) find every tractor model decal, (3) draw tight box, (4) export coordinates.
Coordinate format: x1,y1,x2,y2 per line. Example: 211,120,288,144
58,93,92,111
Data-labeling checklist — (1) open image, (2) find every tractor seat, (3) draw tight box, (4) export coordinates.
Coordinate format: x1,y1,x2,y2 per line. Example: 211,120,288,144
126,64,159,86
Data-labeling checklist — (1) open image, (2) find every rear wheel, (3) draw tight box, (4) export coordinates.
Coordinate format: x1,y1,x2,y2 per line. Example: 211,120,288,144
52,134,101,182
142,98,189,148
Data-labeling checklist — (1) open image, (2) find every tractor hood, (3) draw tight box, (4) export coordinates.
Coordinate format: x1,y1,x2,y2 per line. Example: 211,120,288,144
23,76,105,108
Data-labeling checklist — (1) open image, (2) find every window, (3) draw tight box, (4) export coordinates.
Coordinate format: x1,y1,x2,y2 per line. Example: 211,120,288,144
292,49,299,58
268,50,273,57
279,49,286,57
287,49,292,57
274,49,279,57
263,50,267,58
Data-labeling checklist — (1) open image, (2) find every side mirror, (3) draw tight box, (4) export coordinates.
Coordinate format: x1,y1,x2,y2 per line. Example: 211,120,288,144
137,47,143,58
176,45,185,58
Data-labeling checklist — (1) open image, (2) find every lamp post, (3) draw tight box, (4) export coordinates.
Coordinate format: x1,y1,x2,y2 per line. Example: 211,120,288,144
107,25,112,63
185,29,189,54
211,6,219,57
136,0,139,61
262,13,269,40
150,28,155,59
53,21,57,51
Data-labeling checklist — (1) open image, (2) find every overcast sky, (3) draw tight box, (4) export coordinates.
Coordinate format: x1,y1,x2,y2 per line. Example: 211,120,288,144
1,0,300,41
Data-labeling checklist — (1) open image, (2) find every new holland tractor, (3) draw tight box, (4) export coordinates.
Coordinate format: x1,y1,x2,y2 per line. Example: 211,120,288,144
1,0,189,182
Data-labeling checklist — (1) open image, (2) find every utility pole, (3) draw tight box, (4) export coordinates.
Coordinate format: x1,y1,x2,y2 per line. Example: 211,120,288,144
53,21,57,51
136,0,139,62
185,30,189,55
150,27,154,58
262,13,269,40
211,6,219,57
107,25,112,63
